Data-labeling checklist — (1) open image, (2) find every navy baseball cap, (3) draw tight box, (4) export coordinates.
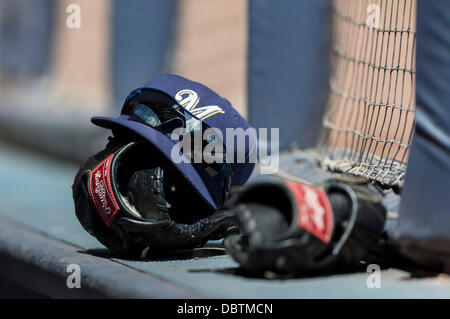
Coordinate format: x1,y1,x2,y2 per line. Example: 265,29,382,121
92,74,256,210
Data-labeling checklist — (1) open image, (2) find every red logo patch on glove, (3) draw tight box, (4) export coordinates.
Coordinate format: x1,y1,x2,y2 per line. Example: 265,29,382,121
89,154,120,227
284,181,334,243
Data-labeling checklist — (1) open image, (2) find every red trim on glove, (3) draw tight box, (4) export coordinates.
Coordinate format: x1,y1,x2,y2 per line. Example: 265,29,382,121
89,154,120,227
284,181,334,244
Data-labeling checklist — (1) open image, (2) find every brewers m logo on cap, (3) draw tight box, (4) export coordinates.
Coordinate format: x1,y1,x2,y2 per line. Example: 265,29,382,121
175,89,225,120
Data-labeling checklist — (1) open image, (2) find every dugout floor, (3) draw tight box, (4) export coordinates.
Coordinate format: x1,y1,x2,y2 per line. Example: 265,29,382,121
0,142,449,298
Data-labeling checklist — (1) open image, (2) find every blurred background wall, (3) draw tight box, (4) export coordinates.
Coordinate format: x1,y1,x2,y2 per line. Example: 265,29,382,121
172,0,247,117
0,0,247,111
247,0,329,150
0,0,328,161
0,0,249,161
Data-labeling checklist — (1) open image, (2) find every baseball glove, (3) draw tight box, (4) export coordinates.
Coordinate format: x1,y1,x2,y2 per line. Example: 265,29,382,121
72,133,238,257
224,177,387,274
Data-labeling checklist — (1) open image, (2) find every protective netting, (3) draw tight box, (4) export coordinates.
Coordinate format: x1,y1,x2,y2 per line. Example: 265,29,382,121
317,0,416,186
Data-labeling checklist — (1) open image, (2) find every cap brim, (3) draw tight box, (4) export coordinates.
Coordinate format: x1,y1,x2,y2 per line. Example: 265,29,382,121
91,115,219,210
